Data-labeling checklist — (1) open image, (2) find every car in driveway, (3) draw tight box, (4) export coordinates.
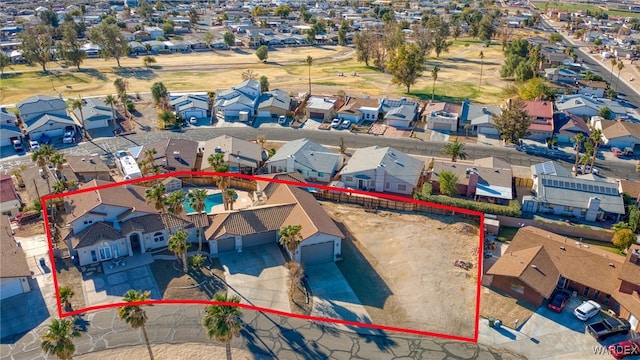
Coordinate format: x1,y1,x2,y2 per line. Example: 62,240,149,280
587,316,631,341
63,127,76,144
547,291,570,312
574,300,601,321
608,340,640,359
340,119,352,129
331,118,341,128
29,140,40,151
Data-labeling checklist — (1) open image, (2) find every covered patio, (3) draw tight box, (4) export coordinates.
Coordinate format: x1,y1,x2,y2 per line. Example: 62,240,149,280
101,253,154,275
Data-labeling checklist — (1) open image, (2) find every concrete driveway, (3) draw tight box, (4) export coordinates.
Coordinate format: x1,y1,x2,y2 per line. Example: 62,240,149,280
219,244,290,313
305,263,372,332
479,295,637,360
82,265,161,306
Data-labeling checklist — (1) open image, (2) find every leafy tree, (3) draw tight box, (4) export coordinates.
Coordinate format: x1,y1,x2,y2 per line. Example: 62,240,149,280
143,56,156,68
241,69,257,81
0,52,10,77
337,21,348,46
411,25,433,57
571,133,585,176
40,318,81,360
252,6,268,17
19,24,52,72
515,61,534,81
89,22,128,67
202,292,243,360
118,290,154,360
257,135,267,150
599,107,612,120
203,32,215,48
301,10,312,23
150,82,168,108
493,98,532,144
427,17,451,58
279,224,303,260
138,0,154,20
168,229,189,272
56,22,85,70
353,31,372,66
549,33,563,42
613,228,635,251
606,88,617,99
304,56,313,95
259,75,269,92
59,286,74,311
442,141,468,162
583,71,604,81
39,9,59,28
223,31,235,48
187,188,208,253
274,5,291,18
255,45,268,62
388,44,425,93
439,170,459,196
161,21,174,35
430,65,440,101
477,14,496,42
629,206,640,233
518,78,556,100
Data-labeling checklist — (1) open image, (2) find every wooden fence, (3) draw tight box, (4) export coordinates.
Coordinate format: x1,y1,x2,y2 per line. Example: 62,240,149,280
514,177,533,188
178,176,257,192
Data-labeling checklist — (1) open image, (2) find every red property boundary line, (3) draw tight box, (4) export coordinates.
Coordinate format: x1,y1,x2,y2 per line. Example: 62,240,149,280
42,171,484,343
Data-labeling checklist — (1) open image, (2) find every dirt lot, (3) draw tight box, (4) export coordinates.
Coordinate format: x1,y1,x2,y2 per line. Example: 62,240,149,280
321,202,480,339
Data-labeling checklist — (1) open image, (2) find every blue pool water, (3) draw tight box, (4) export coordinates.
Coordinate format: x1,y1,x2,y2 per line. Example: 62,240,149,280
183,192,239,213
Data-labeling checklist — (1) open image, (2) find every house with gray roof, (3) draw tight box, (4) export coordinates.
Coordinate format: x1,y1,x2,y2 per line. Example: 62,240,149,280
138,138,200,173
0,107,21,148
17,95,75,141
257,89,291,119
430,159,513,204
170,94,210,121
460,100,502,136
0,215,32,300
266,138,344,183
200,135,262,174
339,146,424,195
214,79,261,123
71,97,114,130
381,98,418,129
306,96,339,122
555,94,629,119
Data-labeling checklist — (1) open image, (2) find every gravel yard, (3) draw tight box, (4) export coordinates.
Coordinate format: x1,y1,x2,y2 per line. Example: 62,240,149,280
321,202,480,339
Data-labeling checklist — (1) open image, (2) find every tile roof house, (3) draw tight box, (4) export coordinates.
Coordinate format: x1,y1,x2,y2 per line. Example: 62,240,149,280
554,112,590,143
520,99,554,141
336,97,381,124
169,94,210,121
70,97,114,130
17,95,75,141
200,135,263,174
65,156,112,182
0,215,32,300
257,89,291,119
266,138,344,183
460,100,502,136
0,175,22,217
138,138,200,172
339,146,424,196
63,180,197,266
487,227,640,331
429,159,513,204
205,181,344,266
592,118,640,150
0,108,21,148
214,79,261,123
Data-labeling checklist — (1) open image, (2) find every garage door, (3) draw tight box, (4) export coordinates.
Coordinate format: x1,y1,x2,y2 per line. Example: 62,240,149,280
0,278,25,300
217,237,235,253
300,241,334,266
309,112,324,120
257,110,271,118
431,122,452,131
242,231,275,248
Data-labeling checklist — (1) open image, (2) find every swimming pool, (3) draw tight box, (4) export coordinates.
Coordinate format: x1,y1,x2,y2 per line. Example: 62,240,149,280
183,192,239,213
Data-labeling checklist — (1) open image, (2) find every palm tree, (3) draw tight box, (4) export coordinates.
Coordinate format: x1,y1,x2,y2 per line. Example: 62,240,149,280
257,135,266,151
187,188,208,253
31,145,55,191
279,224,303,261
144,183,168,231
168,229,189,272
117,290,154,360
140,148,159,176
226,189,237,210
202,292,243,360
304,55,313,95
113,78,131,129
441,140,468,162
104,94,118,133
616,61,625,92
40,318,81,360
50,152,66,173
431,65,440,101
69,97,85,140
610,58,617,84
59,286,75,311
589,129,603,173
165,189,185,218
478,51,484,92
571,133,585,177
208,153,227,172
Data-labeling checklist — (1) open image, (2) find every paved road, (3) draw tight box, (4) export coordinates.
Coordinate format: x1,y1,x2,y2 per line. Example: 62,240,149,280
2,126,637,181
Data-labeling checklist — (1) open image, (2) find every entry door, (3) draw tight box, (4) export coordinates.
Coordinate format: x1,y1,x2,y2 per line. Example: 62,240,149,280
557,276,568,289
358,179,364,189
99,247,112,260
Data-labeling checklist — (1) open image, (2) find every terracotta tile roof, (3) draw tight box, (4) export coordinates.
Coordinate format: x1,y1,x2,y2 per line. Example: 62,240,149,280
256,172,307,198
487,245,560,298
619,245,640,286
120,213,193,235
69,222,122,249
0,215,31,278
522,99,553,120
205,203,296,239
0,174,19,203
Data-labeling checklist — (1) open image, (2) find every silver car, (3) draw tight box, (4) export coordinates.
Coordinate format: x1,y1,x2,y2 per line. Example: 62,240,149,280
573,300,601,321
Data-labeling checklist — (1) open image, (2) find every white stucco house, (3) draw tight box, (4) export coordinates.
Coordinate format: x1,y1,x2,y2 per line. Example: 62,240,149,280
0,215,32,300
71,98,114,130
265,138,344,183
339,146,424,195
18,95,76,141
214,79,261,123
170,93,210,120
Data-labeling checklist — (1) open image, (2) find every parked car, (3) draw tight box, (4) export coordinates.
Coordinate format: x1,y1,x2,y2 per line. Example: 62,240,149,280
608,340,640,359
29,140,40,151
622,147,634,157
11,137,23,152
63,128,76,144
612,147,622,157
587,316,631,341
331,118,341,128
574,300,602,321
189,117,197,124
572,165,599,175
278,115,287,125
547,291,570,312
340,119,352,129
10,210,41,224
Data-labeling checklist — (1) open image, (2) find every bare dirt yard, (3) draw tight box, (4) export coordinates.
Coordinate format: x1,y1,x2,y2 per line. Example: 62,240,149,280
320,202,480,339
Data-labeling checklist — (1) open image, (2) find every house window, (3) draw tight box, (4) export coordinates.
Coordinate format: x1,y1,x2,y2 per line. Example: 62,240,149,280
91,250,97,262
153,232,164,243
318,172,324,177
604,294,611,305
397,184,407,192
593,290,600,300
510,284,525,294
385,182,390,189
84,220,93,225
583,287,590,297
345,176,353,182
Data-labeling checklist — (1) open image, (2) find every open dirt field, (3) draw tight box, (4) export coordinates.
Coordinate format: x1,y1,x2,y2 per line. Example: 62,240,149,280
321,202,480,339
1,41,508,106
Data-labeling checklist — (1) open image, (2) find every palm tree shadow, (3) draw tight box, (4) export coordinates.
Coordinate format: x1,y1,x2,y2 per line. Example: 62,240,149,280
73,313,90,332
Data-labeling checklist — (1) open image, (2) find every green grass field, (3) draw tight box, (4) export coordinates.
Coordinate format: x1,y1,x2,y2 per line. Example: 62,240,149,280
535,1,640,19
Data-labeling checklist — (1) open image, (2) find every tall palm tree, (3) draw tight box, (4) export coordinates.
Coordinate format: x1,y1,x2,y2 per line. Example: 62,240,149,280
571,133,585,177
117,290,154,360
609,58,617,84
165,189,185,218
478,51,484,92
31,145,55,192
441,140,468,162
59,286,74,311
168,229,189,272
431,65,440,101
207,153,227,171
113,78,131,129
50,152,66,173
257,135,266,151
208,153,231,210
589,128,603,173
616,61,625,92
202,292,243,360
144,183,169,232
140,148,159,176
69,97,85,140
304,55,313,95
40,318,81,360
104,94,118,133
279,224,303,261
226,189,237,210
187,188,208,253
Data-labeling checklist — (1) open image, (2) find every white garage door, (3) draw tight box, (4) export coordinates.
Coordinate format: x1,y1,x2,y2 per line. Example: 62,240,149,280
300,241,334,266
184,110,205,119
217,237,235,253
0,278,25,300
257,110,271,118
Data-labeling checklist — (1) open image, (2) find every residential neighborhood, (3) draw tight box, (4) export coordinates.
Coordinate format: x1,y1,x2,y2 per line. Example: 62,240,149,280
2,0,640,359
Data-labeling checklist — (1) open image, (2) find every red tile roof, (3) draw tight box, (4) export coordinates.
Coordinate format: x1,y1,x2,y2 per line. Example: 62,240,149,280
523,99,553,120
